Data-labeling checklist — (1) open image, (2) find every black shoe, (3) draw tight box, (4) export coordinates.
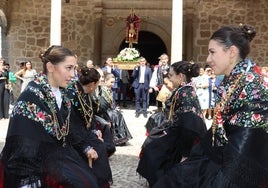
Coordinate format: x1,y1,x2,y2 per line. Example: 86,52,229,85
135,113,140,118
143,112,148,118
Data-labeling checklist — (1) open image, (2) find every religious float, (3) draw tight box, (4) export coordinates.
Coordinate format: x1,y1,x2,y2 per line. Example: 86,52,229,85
113,47,140,70
113,9,141,70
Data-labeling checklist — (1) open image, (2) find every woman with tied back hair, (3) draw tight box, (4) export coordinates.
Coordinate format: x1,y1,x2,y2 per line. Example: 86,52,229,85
0,46,98,188
15,60,37,93
154,24,268,188
137,61,207,187
68,66,113,187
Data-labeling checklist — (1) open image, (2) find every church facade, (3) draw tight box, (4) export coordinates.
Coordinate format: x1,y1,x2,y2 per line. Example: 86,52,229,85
0,0,267,95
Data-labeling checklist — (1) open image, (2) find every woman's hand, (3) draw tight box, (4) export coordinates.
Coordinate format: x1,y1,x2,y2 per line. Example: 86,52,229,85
86,148,98,160
96,130,104,142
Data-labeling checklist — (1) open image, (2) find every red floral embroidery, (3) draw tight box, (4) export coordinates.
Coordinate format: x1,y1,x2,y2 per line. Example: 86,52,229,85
252,114,261,122
239,90,246,99
253,65,261,75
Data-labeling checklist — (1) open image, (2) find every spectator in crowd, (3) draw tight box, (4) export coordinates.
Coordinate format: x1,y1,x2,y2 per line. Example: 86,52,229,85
132,57,152,118
86,59,94,68
192,66,210,119
15,60,37,93
0,59,9,119
118,69,130,107
149,53,170,111
207,70,222,120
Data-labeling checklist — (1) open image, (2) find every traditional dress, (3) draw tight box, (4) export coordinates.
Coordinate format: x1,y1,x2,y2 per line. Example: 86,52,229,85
153,58,268,188
96,85,132,146
68,82,113,187
137,83,207,187
0,74,98,188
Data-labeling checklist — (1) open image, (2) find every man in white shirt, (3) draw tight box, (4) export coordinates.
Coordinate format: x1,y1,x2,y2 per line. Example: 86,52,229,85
131,57,152,118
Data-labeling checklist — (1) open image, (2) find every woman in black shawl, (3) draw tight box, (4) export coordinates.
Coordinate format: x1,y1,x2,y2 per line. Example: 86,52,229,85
68,66,113,187
0,46,98,188
95,73,132,146
137,61,207,187
153,24,268,188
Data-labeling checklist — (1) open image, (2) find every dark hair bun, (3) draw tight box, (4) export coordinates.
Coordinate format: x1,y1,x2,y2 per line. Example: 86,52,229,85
239,24,256,42
190,63,200,77
80,66,90,76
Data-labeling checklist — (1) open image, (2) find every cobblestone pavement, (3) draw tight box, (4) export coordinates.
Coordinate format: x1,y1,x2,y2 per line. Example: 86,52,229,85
0,105,212,188
109,107,155,188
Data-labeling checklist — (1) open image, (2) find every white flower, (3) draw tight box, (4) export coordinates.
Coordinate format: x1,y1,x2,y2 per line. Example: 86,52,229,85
116,48,140,61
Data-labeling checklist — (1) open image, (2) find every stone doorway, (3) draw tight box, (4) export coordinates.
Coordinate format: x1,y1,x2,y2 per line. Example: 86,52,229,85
119,31,167,66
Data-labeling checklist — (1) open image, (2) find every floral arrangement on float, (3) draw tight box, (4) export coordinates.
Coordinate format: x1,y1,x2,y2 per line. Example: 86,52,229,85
113,48,140,70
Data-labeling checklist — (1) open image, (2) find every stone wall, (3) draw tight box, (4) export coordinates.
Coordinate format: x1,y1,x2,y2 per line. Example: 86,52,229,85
193,0,268,67
5,0,95,71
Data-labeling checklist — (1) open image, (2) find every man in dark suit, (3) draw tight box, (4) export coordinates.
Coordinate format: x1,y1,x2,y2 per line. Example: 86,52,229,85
131,57,152,118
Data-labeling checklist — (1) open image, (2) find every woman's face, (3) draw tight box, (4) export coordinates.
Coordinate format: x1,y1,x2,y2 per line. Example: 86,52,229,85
207,39,234,76
83,80,100,94
105,77,115,89
169,67,183,88
48,56,76,88
26,62,32,69
199,68,204,76
96,68,104,84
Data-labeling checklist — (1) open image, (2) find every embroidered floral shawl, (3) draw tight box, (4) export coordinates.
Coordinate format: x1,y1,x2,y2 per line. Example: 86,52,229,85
215,58,268,142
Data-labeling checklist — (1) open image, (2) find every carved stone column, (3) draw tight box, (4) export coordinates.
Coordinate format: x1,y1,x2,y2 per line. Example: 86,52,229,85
93,0,103,66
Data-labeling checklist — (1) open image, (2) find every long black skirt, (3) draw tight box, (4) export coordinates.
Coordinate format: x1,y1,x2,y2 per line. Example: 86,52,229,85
153,126,268,188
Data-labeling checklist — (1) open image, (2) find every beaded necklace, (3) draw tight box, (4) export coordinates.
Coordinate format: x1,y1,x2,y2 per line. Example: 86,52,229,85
48,102,70,147
35,74,71,147
75,84,93,129
211,73,244,146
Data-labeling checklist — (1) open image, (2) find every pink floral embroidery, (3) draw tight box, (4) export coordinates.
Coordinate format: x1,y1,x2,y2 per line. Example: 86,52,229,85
230,114,237,124
37,112,45,121
245,73,255,82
